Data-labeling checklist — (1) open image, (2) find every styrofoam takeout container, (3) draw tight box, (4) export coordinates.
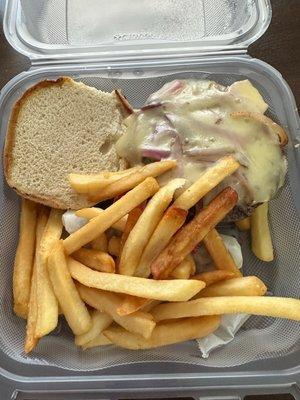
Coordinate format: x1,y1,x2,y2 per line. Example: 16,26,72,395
0,0,300,398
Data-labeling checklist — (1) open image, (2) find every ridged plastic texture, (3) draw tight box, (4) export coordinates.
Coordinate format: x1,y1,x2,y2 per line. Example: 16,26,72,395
0,67,299,372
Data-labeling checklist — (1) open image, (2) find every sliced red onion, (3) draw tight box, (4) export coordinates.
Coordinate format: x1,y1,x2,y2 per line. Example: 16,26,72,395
141,102,162,111
141,147,171,160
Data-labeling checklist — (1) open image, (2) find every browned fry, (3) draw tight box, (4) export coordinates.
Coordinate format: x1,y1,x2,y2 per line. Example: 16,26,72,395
88,160,177,202
115,89,134,116
108,236,122,257
13,199,38,319
63,177,159,254
235,217,250,231
25,206,49,353
192,270,235,286
90,233,108,252
75,208,127,232
151,187,238,279
120,204,144,248
203,228,242,277
117,296,151,316
72,248,115,273
135,206,188,278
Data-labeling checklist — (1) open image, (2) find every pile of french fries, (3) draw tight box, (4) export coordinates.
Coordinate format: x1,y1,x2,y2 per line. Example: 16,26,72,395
13,158,300,353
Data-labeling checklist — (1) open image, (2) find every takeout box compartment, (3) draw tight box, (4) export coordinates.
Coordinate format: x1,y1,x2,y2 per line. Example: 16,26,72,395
1,0,300,398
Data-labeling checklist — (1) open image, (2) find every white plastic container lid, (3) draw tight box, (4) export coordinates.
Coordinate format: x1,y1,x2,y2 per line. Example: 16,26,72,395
4,0,271,62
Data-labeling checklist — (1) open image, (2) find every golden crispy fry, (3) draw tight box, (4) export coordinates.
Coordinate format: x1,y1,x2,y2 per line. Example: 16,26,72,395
120,204,144,249
82,333,112,349
170,254,195,279
192,270,235,286
117,296,151,316
251,203,274,262
48,241,91,335
77,284,155,339
69,258,205,301
75,310,113,347
135,206,188,278
69,167,141,194
235,217,250,231
119,179,185,276
195,276,267,298
25,206,49,353
103,316,220,350
203,228,242,277
35,208,63,338
64,177,159,254
75,208,127,232
152,296,300,322
89,160,177,202
231,111,288,147
174,156,240,210
90,233,108,252
13,199,38,319
151,187,238,279
108,236,122,257
72,248,115,273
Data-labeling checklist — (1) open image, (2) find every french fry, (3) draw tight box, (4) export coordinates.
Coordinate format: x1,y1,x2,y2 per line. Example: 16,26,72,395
151,187,238,279
48,241,92,335
108,236,122,257
195,276,267,298
13,199,38,319
192,270,235,286
68,167,141,194
90,233,108,252
77,284,155,339
170,254,195,279
235,217,250,231
103,315,220,350
72,248,115,273
120,204,144,248
75,208,127,232
174,156,240,210
117,296,151,316
25,206,49,353
35,208,63,338
88,160,177,202
152,296,300,322
82,333,112,349
69,258,205,301
251,202,274,262
64,177,159,254
203,228,242,277
119,179,185,276
75,310,113,347
135,206,188,278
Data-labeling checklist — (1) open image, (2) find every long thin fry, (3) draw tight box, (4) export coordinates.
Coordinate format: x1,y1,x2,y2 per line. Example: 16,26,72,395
69,258,205,301
174,156,239,210
75,310,113,347
119,179,185,276
69,167,141,194
77,284,155,339
151,187,238,279
117,296,151,316
89,160,177,202
25,206,48,353
13,199,38,319
103,316,220,350
35,208,63,338
151,296,300,322
170,255,195,279
72,248,115,273
75,208,127,232
135,206,188,278
203,228,242,277
48,241,91,335
64,177,159,254
195,276,267,298
192,270,234,286
251,202,274,262
120,204,144,249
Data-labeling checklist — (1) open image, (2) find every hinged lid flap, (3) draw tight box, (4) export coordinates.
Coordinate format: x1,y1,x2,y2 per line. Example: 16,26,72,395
4,0,271,62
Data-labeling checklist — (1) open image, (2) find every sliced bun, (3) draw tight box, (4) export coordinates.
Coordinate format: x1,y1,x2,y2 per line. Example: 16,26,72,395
4,77,126,209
